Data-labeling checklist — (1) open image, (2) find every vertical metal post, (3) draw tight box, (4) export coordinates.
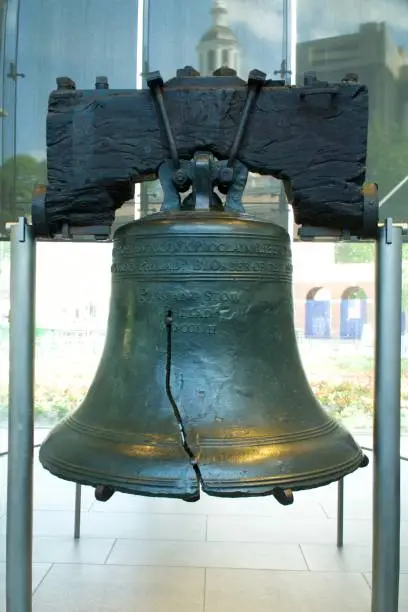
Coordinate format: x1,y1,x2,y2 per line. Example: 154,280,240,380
337,478,344,548
6,218,36,612
372,219,402,612
74,484,82,540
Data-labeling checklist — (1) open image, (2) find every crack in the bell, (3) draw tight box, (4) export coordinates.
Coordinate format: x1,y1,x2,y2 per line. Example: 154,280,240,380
165,310,203,490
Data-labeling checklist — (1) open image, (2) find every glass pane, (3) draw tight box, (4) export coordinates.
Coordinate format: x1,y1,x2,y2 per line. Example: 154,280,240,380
144,0,290,228
34,241,111,427
296,0,408,223
0,240,9,446
0,0,140,235
293,239,377,434
1,0,19,235
0,239,8,518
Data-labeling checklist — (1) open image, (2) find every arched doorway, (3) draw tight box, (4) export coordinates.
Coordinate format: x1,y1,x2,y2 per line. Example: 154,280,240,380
340,287,368,340
305,287,331,339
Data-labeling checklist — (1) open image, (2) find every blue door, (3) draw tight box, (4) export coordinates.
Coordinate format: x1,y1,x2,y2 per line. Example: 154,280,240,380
340,298,367,339
305,300,331,338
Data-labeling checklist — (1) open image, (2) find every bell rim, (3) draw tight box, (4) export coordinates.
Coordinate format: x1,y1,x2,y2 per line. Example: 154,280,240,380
39,450,364,499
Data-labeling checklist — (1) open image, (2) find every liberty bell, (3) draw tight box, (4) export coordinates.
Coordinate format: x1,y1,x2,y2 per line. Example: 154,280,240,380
39,152,368,506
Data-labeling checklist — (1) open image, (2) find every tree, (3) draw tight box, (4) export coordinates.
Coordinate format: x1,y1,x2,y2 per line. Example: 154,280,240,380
0,155,47,229
335,242,375,264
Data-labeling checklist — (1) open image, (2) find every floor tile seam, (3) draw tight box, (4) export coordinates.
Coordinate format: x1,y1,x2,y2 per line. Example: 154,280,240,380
30,535,115,540
361,573,372,590
84,537,382,547
27,561,383,576
32,510,209,518
86,511,327,520
83,561,320,571
319,502,331,519
298,544,310,571
31,562,54,596
28,536,408,549
103,561,376,573
28,534,207,541
202,568,207,612
80,537,306,547
104,539,118,564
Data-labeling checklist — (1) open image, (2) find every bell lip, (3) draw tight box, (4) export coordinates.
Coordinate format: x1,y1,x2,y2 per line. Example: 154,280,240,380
39,446,364,500
39,456,363,501
113,210,290,238
199,449,365,495
38,456,201,502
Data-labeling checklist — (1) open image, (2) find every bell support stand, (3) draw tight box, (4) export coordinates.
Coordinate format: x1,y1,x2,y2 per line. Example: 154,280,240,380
6,218,36,612
5,70,398,610
299,218,403,612
373,219,402,612
5,217,108,612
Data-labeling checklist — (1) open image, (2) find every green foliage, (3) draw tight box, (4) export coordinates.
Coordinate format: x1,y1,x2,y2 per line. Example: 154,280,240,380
335,242,375,263
0,382,87,425
335,241,408,265
312,380,373,417
0,154,47,224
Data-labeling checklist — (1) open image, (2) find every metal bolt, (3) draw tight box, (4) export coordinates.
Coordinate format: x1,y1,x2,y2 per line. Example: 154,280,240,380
213,67,237,77
56,76,76,90
173,169,190,192
218,167,234,185
95,76,109,89
247,68,267,88
176,66,200,78
146,70,164,90
303,71,317,86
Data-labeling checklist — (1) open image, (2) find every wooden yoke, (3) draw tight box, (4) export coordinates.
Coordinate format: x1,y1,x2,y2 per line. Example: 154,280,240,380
33,68,376,238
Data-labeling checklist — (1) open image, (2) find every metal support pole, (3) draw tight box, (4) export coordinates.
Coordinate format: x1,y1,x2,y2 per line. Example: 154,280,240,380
74,484,82,539
337,478,344,548
6,218,36,612
372,219,402,612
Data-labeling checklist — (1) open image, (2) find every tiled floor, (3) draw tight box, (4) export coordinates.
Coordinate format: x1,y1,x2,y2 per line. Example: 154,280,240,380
1,445,408,611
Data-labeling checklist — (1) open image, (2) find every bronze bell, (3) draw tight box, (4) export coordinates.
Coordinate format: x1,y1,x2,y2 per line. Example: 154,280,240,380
39,153,367,505
39,208,367,505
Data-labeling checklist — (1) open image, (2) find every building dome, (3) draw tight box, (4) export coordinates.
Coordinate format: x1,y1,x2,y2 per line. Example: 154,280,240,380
199,25,238,44
197,0,240,76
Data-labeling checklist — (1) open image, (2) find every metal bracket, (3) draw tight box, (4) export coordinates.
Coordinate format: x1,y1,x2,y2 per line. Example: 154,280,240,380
297,226,355,242
225,69,266,171
385,216,393,245
149,68,265,209
60,224,111,242
17,217,27,243
158,153,248,213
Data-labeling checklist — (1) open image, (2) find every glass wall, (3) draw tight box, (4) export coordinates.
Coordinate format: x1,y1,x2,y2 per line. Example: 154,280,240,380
0,1,141,519
296,0,408,222
0,0,140,234
294,0,408,441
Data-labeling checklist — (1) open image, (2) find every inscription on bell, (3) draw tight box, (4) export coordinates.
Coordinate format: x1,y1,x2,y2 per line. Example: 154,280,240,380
112,258,292,275
134,288,242,304
113,238,291,259
173,322,217,335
